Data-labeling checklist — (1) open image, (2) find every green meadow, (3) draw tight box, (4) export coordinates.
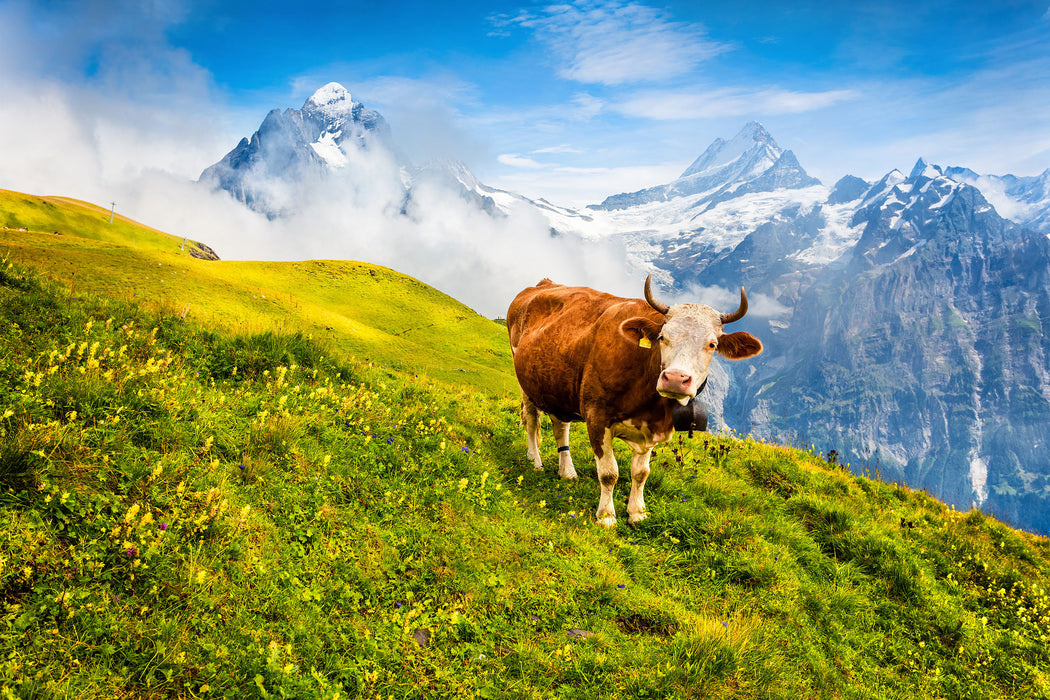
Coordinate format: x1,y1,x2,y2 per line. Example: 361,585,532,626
2,189,1050,698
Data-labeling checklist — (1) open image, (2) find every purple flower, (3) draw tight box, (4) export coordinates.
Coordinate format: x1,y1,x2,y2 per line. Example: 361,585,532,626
125,547,137,557
395,602,402,609
238,463,245,470
617,584,625,589
462,446,470,453
387,437,394,444
159,523,169,531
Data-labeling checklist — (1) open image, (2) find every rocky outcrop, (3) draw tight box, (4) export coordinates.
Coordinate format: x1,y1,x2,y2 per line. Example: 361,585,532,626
661,160,1050,533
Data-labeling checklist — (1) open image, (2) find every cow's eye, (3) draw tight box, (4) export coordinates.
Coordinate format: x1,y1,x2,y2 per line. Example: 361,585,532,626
708,341,717,350
657,334,664,342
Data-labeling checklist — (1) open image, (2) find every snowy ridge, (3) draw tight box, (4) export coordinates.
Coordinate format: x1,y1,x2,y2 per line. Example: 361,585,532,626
310,131,348,168
590,122,817,212
948,167,1050,234
682,122,778,178
303,83,357,123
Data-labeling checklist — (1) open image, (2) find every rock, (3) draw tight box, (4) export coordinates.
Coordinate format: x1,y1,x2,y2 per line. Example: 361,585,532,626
189,242,221,261
412,628,430,647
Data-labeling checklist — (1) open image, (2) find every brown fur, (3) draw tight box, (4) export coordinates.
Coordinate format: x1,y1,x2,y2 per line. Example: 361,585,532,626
717,330,764,359
507,280,674,459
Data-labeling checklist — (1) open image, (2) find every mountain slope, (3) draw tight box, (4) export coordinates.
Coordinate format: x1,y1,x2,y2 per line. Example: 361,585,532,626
2,242,1050,698
0,188,514,393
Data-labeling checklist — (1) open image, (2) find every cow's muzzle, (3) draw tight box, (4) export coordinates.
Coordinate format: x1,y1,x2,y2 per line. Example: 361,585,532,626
658,369,694,402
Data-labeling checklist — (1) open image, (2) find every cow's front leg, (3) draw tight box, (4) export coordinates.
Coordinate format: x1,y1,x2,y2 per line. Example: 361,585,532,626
551,417,577,480
627,447,652,526
592,428,619,528
521,396,544,471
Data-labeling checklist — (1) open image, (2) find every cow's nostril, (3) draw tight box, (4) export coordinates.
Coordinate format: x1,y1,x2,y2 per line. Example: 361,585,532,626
661,370,692,387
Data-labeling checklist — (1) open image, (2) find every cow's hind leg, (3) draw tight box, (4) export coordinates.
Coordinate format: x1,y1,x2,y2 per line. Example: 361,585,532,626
550,417,578,480
626,447,652,526
521,395,545,471
590,427,619,528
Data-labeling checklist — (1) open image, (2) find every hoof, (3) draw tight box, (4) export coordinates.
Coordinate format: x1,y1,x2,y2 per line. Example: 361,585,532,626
559,469,579,480
597,515,617,529
628,512,648,527
533,464,545,472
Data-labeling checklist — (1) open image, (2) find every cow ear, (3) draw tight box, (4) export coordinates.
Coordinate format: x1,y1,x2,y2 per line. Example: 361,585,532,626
619,317,662,347
717,331,763,359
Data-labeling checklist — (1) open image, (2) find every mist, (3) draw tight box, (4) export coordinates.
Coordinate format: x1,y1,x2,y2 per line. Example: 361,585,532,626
0,74,638,318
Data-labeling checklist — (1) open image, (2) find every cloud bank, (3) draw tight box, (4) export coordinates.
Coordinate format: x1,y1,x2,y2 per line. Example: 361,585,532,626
0,32,637,318
492,1,728,86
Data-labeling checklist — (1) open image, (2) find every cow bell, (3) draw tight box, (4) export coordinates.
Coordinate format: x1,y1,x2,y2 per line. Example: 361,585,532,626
671,398,708,437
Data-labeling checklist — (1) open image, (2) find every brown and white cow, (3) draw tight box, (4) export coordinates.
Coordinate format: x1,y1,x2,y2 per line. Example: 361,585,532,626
507,275,763,528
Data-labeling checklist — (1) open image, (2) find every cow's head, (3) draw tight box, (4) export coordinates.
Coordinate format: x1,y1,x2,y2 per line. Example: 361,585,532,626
620,275,763,404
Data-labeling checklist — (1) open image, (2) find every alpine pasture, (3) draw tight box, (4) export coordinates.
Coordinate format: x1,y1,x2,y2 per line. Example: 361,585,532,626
2,189,1050,698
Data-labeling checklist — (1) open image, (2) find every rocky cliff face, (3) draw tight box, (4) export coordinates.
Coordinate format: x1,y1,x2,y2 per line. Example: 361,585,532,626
661,161,1050,533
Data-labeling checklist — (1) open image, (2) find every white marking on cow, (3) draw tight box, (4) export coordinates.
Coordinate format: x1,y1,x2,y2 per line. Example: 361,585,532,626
521,395,545,471
551,416,578,479
655,306,722,402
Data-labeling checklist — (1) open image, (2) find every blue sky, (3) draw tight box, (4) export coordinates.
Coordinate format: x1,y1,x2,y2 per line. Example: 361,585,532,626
2,0,1049,206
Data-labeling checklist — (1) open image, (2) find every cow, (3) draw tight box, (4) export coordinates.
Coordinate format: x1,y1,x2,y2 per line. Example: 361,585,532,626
507,275,763,528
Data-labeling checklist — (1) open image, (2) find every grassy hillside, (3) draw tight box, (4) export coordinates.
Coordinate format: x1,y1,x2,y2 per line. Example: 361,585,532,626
3,192,1050,698
0,189,515,393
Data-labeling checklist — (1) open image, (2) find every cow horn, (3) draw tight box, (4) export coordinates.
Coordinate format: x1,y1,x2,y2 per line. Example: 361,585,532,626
644,274,670,315
720,287,749,325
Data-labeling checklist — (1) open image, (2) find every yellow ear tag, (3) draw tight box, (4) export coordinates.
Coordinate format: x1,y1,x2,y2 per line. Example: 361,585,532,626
638,337,652,349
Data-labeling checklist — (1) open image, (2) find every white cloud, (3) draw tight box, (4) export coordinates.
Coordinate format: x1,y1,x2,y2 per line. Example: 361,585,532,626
494,1,729,86
571,92,606,119
677,284,789,319
490,161,686,208
533,144,582,155
498,154,547,169
617,87,858,120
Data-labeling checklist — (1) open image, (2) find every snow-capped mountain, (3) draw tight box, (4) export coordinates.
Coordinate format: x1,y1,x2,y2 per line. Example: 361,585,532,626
200,83,393,217
201,82,541,225
671,154,1050,534
592,122,820,212
523,123,831,279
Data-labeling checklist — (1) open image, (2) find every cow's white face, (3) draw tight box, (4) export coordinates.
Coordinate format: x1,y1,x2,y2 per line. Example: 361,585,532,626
621,277,764,404
655,304,722,404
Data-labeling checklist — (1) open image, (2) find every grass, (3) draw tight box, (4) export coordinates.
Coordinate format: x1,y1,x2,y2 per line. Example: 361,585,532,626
3,189,1050,698
0,189,514,393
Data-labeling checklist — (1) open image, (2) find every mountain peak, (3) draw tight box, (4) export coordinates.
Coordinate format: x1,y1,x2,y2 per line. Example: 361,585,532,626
680,121,781,179
737,120,775,144
306,82,351,106
909,158,944,180
303,82,357,121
